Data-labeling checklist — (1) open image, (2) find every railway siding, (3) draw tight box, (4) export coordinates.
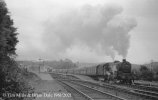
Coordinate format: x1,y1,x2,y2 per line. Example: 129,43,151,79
51,73,158,100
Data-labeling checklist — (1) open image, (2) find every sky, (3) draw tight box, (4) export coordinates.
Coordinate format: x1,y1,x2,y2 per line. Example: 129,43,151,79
5,0,158,64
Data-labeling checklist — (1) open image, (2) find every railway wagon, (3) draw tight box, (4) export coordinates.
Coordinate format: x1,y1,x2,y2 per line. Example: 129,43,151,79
80,69,85,75
67,69,74,74
96,63,111,81
86,66,97,75
84,62,118,81
96,64,105,76
74,68,80,74
54,69,61,73
76,64,111,81
54,69,68,74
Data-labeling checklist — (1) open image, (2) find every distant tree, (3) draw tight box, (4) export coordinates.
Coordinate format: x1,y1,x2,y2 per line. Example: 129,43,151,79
153,72,158,81
52,59,78,69
132,69,141,80
140,65,154,81
140,65,148,72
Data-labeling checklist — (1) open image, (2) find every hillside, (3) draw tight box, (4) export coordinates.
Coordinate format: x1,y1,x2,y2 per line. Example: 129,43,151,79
17,59,78,70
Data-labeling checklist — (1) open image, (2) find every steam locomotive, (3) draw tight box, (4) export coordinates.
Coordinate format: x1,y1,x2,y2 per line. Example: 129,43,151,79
54,59,134,84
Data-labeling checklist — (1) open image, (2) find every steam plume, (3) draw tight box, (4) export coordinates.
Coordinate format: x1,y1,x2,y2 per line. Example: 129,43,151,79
43,4,137,60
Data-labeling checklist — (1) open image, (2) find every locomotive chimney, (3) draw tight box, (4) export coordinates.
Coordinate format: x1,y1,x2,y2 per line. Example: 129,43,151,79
122,59,126,62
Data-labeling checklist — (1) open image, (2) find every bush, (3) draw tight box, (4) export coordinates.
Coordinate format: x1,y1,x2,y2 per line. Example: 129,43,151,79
0,56,34,100
140,65,154,81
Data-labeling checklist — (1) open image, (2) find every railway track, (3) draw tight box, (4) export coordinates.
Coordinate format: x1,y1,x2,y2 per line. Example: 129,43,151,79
58,80,127,100
116,83,158,92
103,82,158,100
134,82,158,87
51,73,127,100
133,83,158,92
70,80,153,100
104,82,158,100
114,84,158,96
57,80,93,100
51,73,158,100
52,74,90,100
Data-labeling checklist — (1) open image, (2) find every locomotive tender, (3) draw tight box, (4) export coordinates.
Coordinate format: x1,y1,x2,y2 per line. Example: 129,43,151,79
54,59,133,84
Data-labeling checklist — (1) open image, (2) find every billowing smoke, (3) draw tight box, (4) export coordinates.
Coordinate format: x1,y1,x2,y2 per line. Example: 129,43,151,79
43,4,137,60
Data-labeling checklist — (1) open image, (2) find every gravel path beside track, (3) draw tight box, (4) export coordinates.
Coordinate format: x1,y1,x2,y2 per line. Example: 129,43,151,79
32,72,73,100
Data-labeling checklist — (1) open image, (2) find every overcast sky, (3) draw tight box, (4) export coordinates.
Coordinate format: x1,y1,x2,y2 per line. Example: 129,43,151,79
5,0,158,64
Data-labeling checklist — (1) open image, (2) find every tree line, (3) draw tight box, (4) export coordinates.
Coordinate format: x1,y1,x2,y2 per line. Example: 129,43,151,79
0,1,34,100
134,65,158,81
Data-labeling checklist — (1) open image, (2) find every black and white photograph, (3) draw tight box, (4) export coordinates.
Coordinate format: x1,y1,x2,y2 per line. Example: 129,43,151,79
1,0,158,100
